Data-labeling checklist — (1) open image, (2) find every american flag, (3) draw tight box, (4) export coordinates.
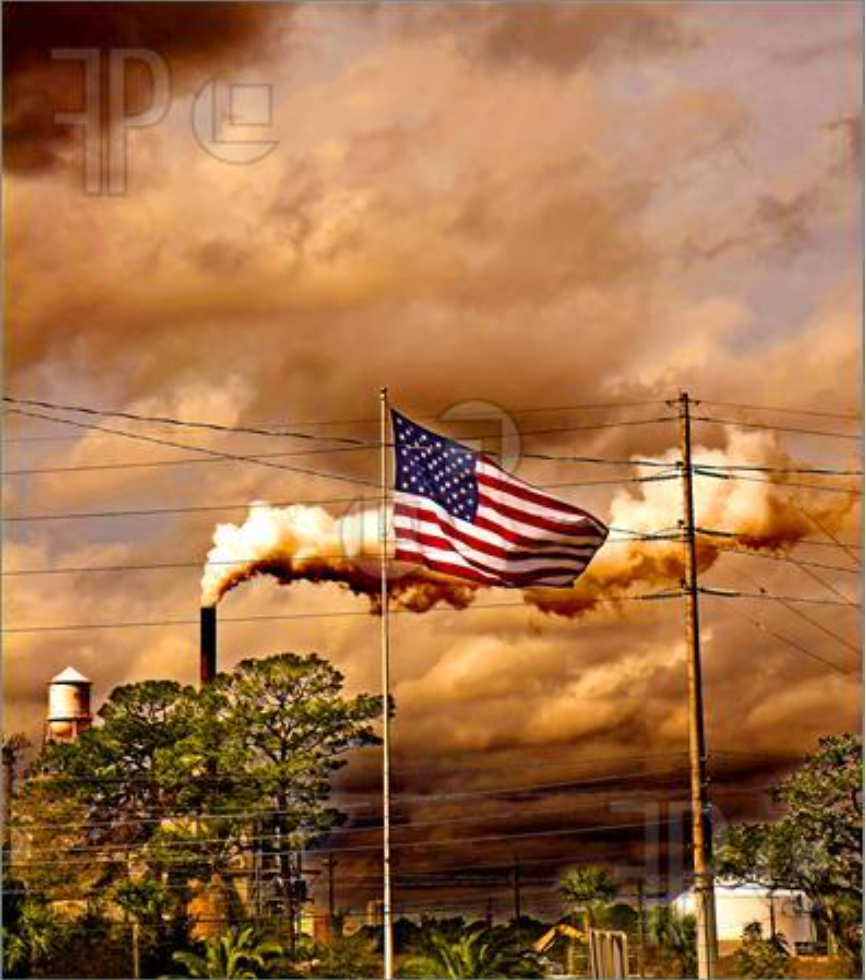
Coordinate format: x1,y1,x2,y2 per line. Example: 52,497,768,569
392,411,608,588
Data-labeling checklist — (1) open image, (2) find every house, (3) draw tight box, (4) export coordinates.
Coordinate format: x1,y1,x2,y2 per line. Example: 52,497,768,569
673,883,815,953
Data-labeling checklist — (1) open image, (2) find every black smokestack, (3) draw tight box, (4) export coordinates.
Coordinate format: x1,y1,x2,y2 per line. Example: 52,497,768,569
200,606,217,687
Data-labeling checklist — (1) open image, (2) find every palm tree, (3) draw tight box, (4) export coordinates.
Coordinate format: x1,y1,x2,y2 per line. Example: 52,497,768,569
173,926,281,979
2,897,64,976
648,906,697,978
558,866,618,928
401,922,544,978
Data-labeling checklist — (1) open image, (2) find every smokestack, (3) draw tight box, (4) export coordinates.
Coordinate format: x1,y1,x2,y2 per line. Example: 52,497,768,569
200,606,217,687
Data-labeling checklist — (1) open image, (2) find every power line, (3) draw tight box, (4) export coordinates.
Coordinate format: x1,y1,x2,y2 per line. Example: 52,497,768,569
8,816,682,865
2,589,681,635
732,609,857,678
19,766,694,807
695,468,863,496
730,568,861,658
693,415,862,441
698,586,860,609
1,483,676,525
696,399,861,422
15,794,697,857
696,527,864,552
791,500,863,569
1,535,676,578
4,394,672,435
694,461,863,477
4,396,676,449
707,545,861,576
5,407,379,489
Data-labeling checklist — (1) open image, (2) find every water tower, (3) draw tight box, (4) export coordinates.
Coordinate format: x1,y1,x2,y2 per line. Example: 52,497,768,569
46,667,93,743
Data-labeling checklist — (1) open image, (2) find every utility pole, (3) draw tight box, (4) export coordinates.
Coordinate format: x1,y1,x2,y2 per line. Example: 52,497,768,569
676,390,718,978
131,922,141,980
2,743,15,854
512,857,522,925
325,855,338,925
636,880,646,979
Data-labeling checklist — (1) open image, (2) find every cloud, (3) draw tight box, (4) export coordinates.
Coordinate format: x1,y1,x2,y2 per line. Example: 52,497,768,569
3,2,286,174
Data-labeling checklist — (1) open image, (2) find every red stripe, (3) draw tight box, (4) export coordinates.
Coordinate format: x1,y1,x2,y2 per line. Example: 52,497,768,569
396,546,580,587
394,503,593,564
479,492,607,540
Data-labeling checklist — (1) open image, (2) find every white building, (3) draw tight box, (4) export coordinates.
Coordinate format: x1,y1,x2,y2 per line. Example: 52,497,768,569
674,883,815,952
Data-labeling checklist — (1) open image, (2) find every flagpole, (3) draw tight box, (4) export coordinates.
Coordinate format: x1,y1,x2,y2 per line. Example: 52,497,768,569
379,386,394,979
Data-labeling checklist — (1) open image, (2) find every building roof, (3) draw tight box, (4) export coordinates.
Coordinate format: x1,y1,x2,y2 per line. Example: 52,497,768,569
50,666,91,684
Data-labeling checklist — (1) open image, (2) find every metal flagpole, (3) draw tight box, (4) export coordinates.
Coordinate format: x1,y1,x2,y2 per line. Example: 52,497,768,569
379,386,394,979
676,389,718,979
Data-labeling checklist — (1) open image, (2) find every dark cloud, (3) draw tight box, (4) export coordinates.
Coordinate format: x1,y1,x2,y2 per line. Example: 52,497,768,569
470,2,689,71
3,2,286,173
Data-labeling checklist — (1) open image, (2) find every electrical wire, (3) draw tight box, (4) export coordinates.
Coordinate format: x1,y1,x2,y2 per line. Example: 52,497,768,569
706,545,861,576
15,794,696,857
732,608,857,678
4,394,672,436
698,586,860,608
696,399,861,422
8,816,682,865
1,534,676,578
5,407,379,489
693,415,862,441
729,568,861,658
694,468,863,496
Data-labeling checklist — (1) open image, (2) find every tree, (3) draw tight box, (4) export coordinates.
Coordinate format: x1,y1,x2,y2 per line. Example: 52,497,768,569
21,653,383,958
734,922,793,979
173,925,281,979
716,734,863,973
198,653,382,942
558,866,618,927
400,922,545,978
1,895,65,977
308,930,382,978
648,906,697,978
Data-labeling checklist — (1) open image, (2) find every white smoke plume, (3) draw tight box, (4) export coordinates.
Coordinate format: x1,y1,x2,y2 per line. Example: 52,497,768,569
201,431,857,617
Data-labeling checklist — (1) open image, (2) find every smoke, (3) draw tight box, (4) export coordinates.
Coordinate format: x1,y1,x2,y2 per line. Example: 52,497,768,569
200,502,478,613
202,431,856,617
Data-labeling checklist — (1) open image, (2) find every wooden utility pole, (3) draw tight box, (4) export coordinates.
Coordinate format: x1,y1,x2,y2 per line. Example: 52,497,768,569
131,922,141,980
325,855,338,924
636,880,646,979
512,857,522,924
2,743,15,854
676,391,718,978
